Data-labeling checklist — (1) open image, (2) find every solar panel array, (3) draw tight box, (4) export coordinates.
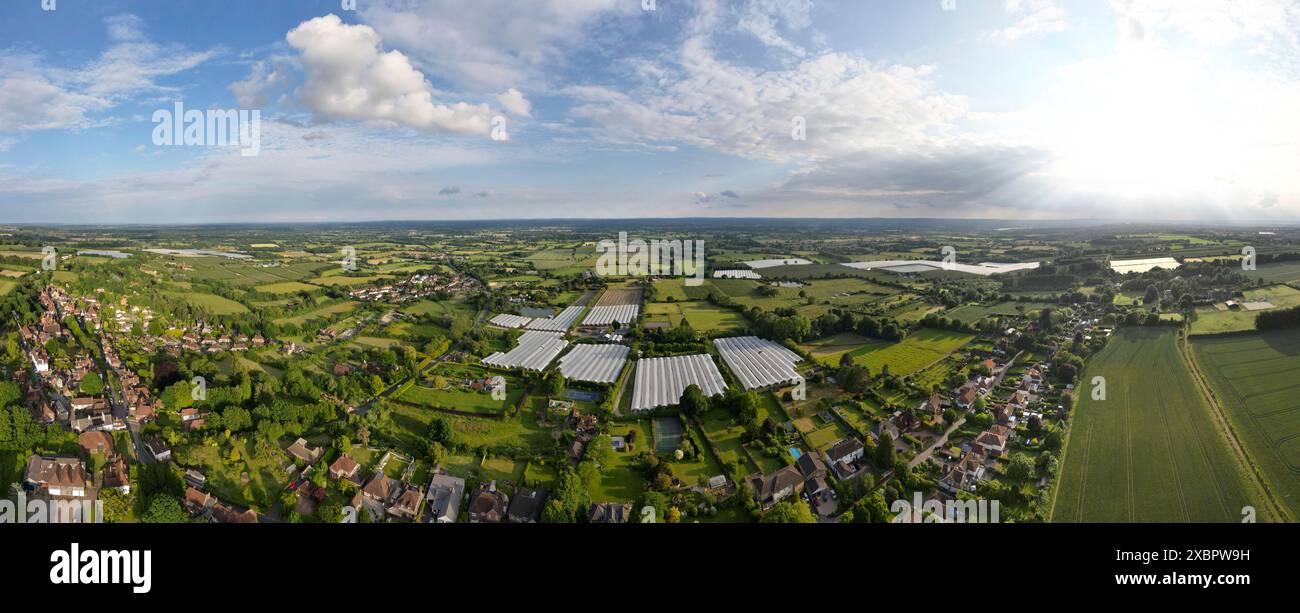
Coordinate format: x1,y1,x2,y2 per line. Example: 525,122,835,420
526,305,585,332
482,331,568,371
582,304,640,326
489,314,533,329
558,343,630,384
713,269,762,279
630,354,726,412
713,336,803,390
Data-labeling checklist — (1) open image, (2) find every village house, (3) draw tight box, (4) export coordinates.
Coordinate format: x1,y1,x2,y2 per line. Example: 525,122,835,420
507,487,547,523
286,438,324,464
388,486,424,522
748,465,804,510
426,472,465,523
24,455,90,498
328,453,360,481
468,481,509,523
589,502,634,523
825,437,865,480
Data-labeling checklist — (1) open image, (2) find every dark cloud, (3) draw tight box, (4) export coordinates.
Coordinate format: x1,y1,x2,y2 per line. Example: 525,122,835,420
438,186,461,195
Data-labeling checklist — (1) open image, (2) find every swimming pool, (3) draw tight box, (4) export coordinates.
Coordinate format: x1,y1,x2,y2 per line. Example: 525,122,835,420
789,447,802,459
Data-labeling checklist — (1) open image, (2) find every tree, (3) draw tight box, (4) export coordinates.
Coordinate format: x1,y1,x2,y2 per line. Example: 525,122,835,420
587,434,615,466
876,433,895,468
80,372,104,396
1006,453,1035,481
545,373,566,398
761,500,816,523
140,495,187,523
679,384,709,416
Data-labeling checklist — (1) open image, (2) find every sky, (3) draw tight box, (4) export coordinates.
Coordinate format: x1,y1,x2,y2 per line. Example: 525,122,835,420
1,0,1299,224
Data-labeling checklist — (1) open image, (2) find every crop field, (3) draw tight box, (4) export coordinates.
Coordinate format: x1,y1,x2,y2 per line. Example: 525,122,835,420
1191,330,1300,519
814,328,973,376
1245,260,1300,285
254,281,320,294
799,333,888,364
168,291,250,315
1053,328,1260,522
172,258,329,287
644,301,746,331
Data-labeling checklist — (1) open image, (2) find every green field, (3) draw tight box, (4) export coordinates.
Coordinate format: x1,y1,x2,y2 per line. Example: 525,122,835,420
395,378,522,415
1245,260,1300,285
806,328,972,376
1190,285,1300,335
644,301,746,331
273,301,358,326
169,292,249,315
1053,328,1262,522
1192,330,1300,519
255,281,320,294
944,301,1055,324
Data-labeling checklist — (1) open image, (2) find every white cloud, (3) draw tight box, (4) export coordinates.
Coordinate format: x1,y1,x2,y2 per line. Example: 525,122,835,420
358,0,633,91
285,14,492,135
497,88,532,117
0,14,213,133
230,59,289,108
988,0,1067,43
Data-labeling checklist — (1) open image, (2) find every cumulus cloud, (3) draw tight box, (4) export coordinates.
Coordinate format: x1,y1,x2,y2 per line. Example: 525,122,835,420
285,14,492,135
497,88,532,117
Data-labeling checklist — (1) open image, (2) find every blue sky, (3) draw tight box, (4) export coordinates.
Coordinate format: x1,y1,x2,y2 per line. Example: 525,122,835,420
1,0,1299,223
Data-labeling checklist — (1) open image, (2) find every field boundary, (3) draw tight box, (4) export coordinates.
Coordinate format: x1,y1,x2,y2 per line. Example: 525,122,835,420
1180,333,1291,522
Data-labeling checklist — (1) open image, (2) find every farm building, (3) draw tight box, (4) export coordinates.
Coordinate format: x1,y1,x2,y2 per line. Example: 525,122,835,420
713,336,803,390
526,305,585,332
489,313,533,329
841,259,1039,276
558,343,630,384
482,331,569,371
713,269,762,279
630,354,726,412
582,304,639,327
744,257,812,269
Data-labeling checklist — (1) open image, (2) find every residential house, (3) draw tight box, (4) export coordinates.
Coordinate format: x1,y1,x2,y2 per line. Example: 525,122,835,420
507,487,547,523
974,424,1012,456
747,465,804,510
77,431,115,458
426,472,465,523
185,487,215,516
104,457,131,494
388,486,425,521
329,454,360,481
286,438,324,464
589,502,634,523
144,436,171,462
468,481,509,523
24,455,90,498
795,452,829,496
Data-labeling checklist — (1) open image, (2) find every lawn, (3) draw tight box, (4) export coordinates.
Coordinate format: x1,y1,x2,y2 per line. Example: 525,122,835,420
1192,329,1300,520
588,421,651,503
644,301,746,331
805,423,848,452
1052,327,1265,522
395,375,522,415
813,328,973,376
